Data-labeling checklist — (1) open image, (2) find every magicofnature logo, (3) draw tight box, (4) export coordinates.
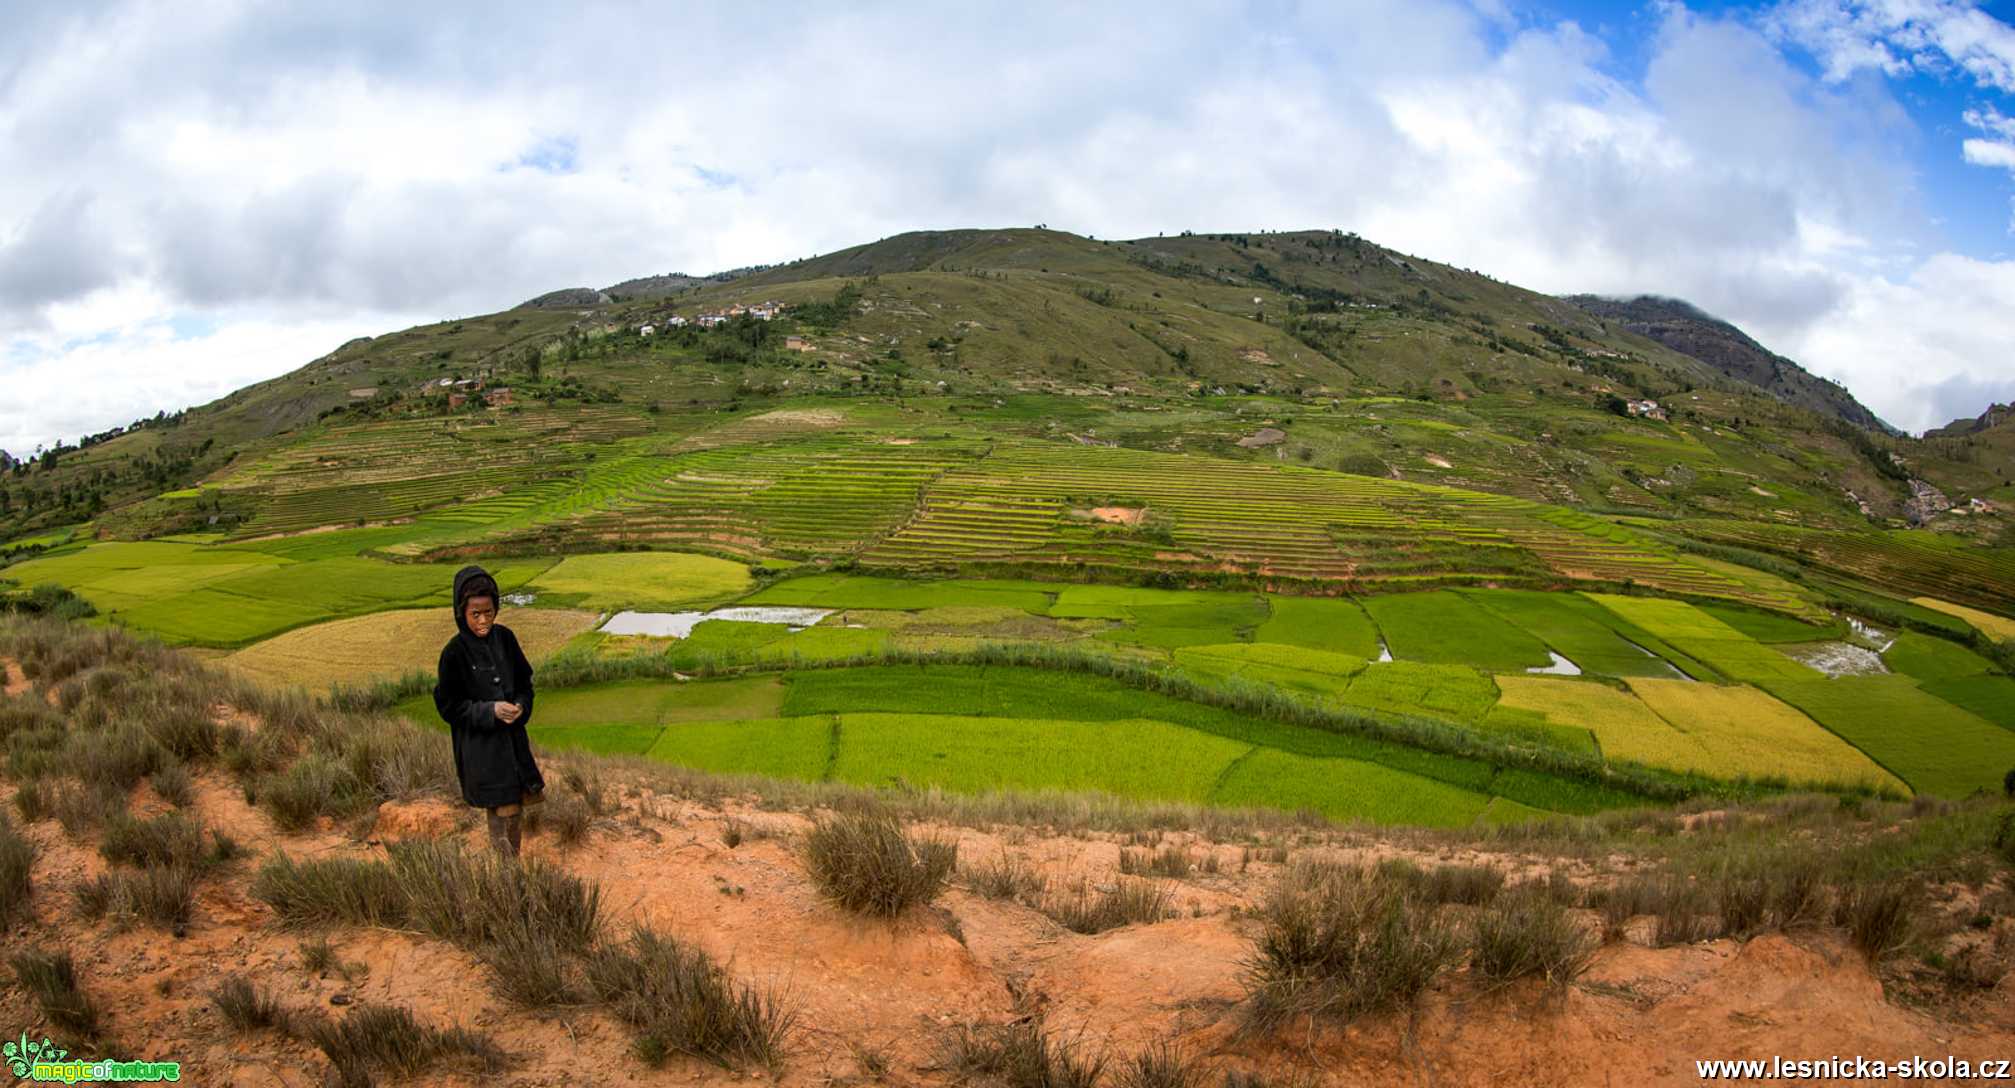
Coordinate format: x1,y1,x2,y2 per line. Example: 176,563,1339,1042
5,1031,180,1082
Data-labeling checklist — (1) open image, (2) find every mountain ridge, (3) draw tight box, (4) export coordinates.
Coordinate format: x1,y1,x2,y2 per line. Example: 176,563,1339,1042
1561,294,1896,434
4,225,2010,544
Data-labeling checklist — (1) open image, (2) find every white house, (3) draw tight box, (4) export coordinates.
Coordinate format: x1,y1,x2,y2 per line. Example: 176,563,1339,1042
638,324,655,337
665,315,688,328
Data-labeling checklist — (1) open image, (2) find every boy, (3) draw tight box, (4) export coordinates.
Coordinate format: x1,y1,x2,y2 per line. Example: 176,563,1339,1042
433,565,543,857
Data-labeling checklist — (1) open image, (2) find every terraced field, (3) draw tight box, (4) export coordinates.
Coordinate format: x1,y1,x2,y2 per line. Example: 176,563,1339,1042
1677,520,2015,613
217,408,654,537
856,442,1785,605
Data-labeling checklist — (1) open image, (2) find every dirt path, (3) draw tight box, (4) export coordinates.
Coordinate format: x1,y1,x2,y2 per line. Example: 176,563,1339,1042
2,657,28,697
2,776,2009,1086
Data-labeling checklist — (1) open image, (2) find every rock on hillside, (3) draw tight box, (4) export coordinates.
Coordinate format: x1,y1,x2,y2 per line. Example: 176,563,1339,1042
1563,294,1895,434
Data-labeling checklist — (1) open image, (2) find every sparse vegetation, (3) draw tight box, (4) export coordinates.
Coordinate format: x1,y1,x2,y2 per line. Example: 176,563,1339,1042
211,978,291,1033
586,926,795,1070
0,812,34,922
10,950,102,1044
937,1015,1107,1088
801,807,958,918
1243,862,1460,1030
302,1003,505,1088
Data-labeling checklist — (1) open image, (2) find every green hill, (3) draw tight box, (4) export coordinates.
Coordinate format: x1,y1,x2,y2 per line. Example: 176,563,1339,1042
3,225,2009,597
7,226,2015,823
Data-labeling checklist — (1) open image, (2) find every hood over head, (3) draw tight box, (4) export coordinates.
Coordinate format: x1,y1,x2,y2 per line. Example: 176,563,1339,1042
453,565,501,638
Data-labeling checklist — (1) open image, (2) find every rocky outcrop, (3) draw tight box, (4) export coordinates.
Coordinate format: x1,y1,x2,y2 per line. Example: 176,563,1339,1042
1563,295,1896,433
1904,478,1951,525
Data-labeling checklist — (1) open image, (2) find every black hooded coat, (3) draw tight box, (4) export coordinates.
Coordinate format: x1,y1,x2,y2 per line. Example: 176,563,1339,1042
434,565,543,808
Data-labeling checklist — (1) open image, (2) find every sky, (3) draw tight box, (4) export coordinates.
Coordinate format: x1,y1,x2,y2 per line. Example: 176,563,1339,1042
4,0,2015,455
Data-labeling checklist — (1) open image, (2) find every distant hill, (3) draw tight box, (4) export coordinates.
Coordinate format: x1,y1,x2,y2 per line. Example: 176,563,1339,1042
522,266,772,309
1563,295,1895,434
1928,402,2014,439
10,224,2010,545
517,286,610,309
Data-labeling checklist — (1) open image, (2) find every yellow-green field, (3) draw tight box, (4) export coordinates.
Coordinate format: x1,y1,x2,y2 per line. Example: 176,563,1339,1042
223,607,600,690
1912,597,2015,643
526,552,753,609
1623,677,1906,793
1493,676,1691,770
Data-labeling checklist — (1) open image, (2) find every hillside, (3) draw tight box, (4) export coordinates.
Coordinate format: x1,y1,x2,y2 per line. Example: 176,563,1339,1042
1562,294,1894,433
1,226,2010,590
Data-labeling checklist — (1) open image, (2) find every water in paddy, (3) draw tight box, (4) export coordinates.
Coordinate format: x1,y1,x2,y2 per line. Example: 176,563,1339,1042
599,607,832,638
1782,641,1889,678
1846,616,1896,653
1375,637,1393,663
1525,651,1583,676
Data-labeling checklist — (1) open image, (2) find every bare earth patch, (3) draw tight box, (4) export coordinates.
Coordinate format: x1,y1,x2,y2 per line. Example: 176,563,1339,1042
751,407,846,427
1236,428,1287,449
1087,506,1146,526
1425,453,1454,469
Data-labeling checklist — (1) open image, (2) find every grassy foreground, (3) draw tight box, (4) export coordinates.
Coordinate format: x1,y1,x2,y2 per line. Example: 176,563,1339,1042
4,614,2015,1083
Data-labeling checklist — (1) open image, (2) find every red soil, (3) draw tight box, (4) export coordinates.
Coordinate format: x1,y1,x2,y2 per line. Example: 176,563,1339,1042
0,674,2009,1085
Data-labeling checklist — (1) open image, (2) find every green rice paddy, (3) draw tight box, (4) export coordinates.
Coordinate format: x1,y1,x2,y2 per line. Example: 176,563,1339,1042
1762,676,2015,798
1362,591,1552,671
527,552,753,609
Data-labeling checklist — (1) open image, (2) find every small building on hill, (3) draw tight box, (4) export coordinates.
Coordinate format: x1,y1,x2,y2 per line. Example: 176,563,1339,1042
638,324,655,337
484,387,514,407
785,335,813,352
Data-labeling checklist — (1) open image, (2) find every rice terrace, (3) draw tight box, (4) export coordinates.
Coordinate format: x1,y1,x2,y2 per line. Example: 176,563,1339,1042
6,224,2015,1080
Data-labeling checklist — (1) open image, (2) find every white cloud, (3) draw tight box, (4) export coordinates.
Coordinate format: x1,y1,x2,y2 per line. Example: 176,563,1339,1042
1778,253,2015,430
1765,0,2015,91
0,1,2011,452
0,293,427,456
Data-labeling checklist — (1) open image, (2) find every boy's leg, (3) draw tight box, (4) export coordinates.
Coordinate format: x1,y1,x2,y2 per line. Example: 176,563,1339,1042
486,803,522,858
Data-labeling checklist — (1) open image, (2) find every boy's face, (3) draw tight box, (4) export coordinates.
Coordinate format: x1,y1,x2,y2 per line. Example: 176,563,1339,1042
463,595,498,637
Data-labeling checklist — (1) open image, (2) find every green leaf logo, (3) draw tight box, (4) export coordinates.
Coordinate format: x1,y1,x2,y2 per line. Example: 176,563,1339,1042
4,1032,67,1078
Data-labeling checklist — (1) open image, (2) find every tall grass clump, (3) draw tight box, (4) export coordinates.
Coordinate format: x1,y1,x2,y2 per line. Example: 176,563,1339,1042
586,926,796,1070
211,977,291,1033
257,753,370,832
386,838,602,954
1467,888,1597,987
303,1004,505,1088
1243,862,1460,1031
0,812,35,923
1113,1042,1208,1088
963,851,1049,904
1045,876,1174,934
801,808,957,918
1835,880,1918,961
251,852,409,928
75,865,196,930
98,811,208,869
10,950,102,1044
937,1015,1106,1088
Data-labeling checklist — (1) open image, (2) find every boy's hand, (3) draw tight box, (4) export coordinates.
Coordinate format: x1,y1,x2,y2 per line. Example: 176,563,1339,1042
494,702,523,724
